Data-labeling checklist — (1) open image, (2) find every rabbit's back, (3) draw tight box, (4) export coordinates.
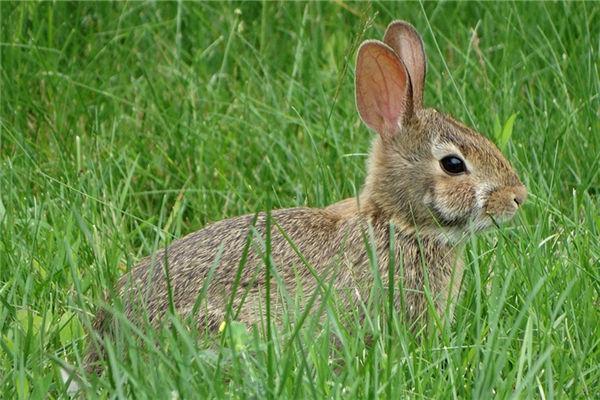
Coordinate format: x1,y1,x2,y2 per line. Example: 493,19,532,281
86,201,460,374
117,206,351,327
115,201,458,329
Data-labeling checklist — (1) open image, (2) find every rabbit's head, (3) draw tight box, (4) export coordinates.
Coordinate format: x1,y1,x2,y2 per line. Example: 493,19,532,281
356,21,526,239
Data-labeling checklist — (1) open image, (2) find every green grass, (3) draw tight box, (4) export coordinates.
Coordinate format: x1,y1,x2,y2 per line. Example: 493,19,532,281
1,1,599,398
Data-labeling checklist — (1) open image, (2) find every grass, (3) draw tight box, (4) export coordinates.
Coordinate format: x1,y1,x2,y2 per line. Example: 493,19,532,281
1,1,599,398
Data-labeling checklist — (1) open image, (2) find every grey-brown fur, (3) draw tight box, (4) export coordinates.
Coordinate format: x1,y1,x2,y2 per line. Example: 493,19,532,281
119,201,458,326
86,200,460,372
85,20,526,372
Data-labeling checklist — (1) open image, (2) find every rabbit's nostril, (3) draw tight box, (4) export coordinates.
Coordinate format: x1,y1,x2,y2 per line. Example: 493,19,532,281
512,185,527,207
513,195,523,206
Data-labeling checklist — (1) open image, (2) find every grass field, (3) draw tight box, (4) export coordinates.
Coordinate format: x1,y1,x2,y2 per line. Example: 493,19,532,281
1,1,599,398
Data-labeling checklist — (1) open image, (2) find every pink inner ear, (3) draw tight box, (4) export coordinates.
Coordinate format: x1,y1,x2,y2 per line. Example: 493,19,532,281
356,41,412,140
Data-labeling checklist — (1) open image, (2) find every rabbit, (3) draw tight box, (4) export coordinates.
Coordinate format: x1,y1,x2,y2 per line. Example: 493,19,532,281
85,20,527,372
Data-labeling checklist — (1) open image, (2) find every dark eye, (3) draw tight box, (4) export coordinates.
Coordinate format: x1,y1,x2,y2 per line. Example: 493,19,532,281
440,155,467,175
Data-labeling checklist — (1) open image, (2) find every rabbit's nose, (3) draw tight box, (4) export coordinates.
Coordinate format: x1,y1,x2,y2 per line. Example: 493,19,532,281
512,186,527,207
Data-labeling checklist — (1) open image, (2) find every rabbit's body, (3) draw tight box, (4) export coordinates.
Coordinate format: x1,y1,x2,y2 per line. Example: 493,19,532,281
113,197,460,331
86,21,527,373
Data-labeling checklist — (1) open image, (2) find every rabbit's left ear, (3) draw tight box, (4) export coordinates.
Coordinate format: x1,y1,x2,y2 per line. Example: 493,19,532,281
355,40,413,141
384,21,427,110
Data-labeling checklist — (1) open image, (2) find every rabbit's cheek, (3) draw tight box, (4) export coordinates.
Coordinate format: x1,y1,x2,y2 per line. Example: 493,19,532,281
431,179,476,224
474,183,494,211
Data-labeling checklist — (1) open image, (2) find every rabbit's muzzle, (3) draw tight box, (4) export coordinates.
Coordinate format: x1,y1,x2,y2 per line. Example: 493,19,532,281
484,184,527,222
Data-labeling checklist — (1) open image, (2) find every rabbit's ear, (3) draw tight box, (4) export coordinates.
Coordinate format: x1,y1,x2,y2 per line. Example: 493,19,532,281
383,21,426,109
355,40,413,140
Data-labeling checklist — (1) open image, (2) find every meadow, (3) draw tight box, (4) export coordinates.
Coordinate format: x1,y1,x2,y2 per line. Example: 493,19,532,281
1,1,599,398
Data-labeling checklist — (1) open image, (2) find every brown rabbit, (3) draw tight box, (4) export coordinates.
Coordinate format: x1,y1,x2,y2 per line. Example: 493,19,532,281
86,21,526,370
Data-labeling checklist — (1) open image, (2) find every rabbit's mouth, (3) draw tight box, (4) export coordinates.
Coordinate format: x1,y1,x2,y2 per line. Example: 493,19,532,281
431,205,517,235
426,183,524,234
421,205,513,244
429,204,474,232
470,207,518,232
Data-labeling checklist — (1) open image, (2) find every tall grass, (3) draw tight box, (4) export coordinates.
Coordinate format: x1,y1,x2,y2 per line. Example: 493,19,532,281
1,1,598,398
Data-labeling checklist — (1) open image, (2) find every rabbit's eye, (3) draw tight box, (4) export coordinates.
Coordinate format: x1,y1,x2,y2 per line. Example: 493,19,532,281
440,155,467,175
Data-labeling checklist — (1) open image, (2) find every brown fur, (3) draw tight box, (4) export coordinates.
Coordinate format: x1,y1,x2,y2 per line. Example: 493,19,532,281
85,20,526,372
85,200,461,372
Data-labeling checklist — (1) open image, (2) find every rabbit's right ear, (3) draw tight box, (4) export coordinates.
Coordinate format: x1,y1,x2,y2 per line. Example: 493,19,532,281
355,41,413,141
383,21,426,110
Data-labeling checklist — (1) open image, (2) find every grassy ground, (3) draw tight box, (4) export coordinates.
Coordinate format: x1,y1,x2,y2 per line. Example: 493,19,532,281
1,1,599,398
